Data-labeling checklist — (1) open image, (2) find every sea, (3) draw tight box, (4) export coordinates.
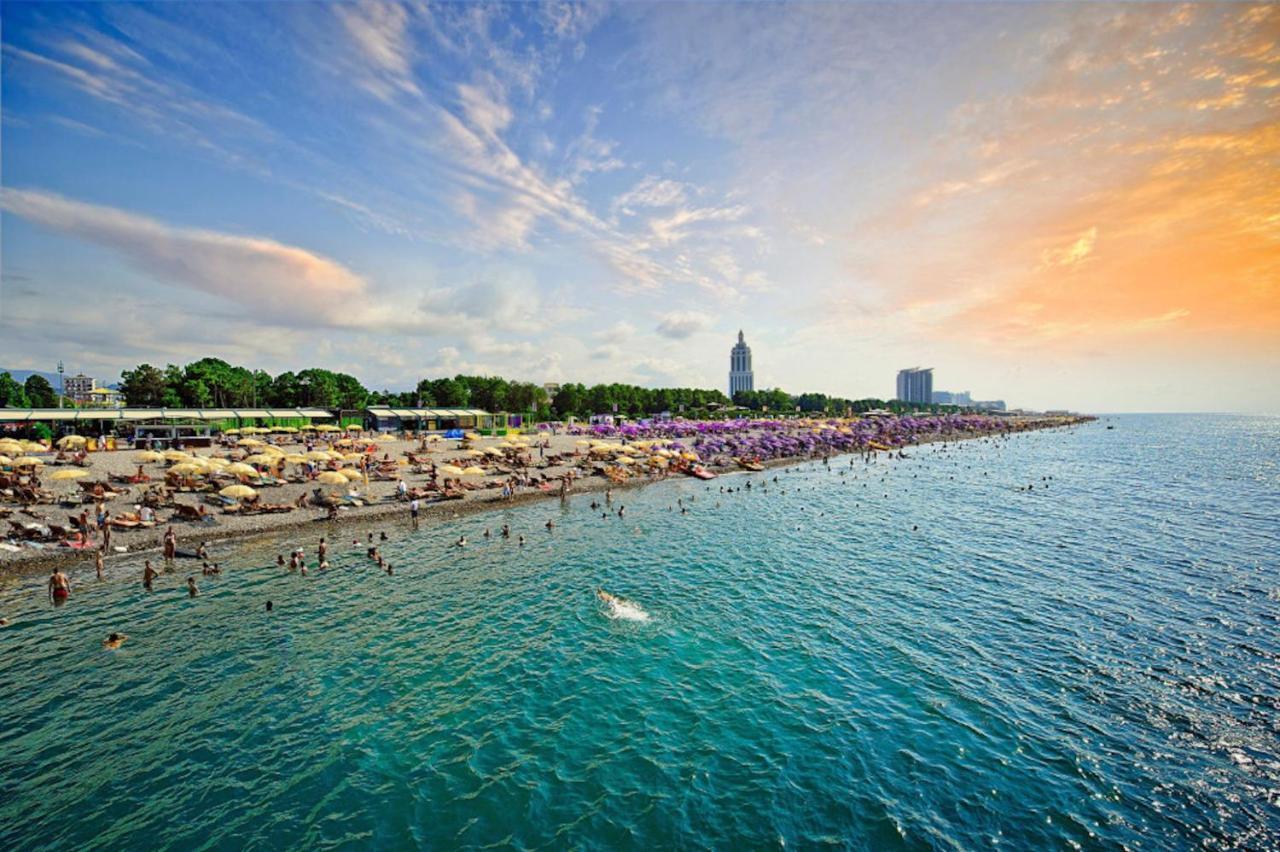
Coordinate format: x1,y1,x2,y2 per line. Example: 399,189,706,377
0,413,1276,850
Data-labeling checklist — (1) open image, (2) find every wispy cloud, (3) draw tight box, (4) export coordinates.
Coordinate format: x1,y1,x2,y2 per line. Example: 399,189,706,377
2,188,366,324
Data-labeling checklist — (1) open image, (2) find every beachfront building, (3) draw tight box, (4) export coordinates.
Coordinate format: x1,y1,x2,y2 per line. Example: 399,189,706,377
365,406,502,433
729,330,755,397
896,367,933,404
84,387,124,408
63,373,96,402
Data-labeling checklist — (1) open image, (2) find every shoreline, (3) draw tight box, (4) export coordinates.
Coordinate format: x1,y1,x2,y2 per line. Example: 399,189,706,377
0,417,1091,578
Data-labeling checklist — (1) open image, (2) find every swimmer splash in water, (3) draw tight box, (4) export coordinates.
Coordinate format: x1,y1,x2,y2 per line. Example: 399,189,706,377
596,588,651,622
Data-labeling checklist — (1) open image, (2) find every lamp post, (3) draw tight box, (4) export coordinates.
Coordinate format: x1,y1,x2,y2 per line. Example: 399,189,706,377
57,361,64,408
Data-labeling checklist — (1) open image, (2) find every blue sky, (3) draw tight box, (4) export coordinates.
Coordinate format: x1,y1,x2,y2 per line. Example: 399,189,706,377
2,2,1277,412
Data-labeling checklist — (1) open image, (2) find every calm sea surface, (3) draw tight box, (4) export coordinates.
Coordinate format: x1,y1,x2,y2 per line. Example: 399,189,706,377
1,414,1277,849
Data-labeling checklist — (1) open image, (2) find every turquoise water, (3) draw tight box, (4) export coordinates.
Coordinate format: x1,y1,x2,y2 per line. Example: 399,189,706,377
1,414,1277,849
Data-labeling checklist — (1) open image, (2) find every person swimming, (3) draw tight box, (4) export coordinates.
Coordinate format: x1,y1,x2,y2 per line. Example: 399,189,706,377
596,588,650,622
103,632,128,650
187,576,199,597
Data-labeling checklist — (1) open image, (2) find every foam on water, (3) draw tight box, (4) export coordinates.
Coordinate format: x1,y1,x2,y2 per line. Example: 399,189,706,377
0,414,1277,849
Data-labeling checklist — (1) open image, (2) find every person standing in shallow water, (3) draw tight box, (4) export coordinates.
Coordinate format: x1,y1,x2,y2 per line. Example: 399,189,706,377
162,526,177,561
143,560,159,591
48,568,71,605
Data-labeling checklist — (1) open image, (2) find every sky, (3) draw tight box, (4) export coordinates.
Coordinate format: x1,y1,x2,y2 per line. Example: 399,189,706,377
1,1,1277,413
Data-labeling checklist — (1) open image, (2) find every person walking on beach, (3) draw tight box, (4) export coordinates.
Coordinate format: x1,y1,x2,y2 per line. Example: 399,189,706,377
143,560,159,591
163,526,177,561
410,498,420,529
48,568,71,604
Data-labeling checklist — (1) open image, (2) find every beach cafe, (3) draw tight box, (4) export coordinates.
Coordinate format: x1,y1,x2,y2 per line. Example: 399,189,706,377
364,407,510,434
0,407,336,449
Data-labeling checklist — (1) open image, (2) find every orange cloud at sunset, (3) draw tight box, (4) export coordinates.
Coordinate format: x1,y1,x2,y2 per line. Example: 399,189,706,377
954,119,1280,350
858,3,1280,360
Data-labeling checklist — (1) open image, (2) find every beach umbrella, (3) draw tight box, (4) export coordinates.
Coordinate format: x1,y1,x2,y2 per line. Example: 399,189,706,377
135,450,164,463
614,457,634,465
425,434,443,443
223,462,258,477
461,466,486,476
219,484,257,499
438,464,464,476
464,432,481,441
242,454,277,465
283,454,308,464
339,468,363,480
464,449,485,457
316,471,348,485
21,440,48,452
376,433,394,441
56,435,87,449
163,450,193,462
223,428,240,435
237,437,264,447
0,439,22,453
260,445,285,455
0,455,11,466
313,424,339,432
305,451,331,462
13,456,44,467
168,463,206,476
346,424,362,431
483,447,503,455
49,468,89,481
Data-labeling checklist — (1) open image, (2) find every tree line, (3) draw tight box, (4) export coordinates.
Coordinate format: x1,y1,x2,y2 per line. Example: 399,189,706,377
732,389,967,416
6,359,962,420
0,372,58,408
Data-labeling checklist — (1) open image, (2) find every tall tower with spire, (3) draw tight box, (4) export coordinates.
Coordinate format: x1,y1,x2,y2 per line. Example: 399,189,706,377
729,330,754,398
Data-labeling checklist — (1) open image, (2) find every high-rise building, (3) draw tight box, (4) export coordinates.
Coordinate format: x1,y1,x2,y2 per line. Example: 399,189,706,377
63,373,96,403
895,367,933,404
729,330,754,397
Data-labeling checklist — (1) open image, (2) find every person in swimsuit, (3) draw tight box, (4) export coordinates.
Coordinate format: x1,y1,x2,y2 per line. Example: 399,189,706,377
318,537,327,563
195,542,209,560
95,549,105,580
48,568,71,604
103,632,128,649
163,526,177,561
143,560,159,590
186,576,198,597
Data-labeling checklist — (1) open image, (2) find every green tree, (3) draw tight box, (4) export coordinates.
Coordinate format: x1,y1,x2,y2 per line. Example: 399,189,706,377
23,374,56,407
0,372,30,407
333,372,369,410
120,364,169,406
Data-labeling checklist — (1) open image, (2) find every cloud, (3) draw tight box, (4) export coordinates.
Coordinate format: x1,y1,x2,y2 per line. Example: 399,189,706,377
1039,226,1097,270
612,175,688,217
1,188,367,324
655,310,713,339
336,0,421,101
648,204,749,246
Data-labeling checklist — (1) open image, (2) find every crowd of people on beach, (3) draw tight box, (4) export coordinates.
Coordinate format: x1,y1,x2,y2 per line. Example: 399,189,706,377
1,416,1094,640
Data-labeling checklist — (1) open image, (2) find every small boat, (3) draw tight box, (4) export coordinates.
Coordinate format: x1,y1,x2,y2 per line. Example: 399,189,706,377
736,457,765,472
689,466,717,480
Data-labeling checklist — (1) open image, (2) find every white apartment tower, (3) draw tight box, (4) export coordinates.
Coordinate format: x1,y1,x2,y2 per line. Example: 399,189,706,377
729,330,755,397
